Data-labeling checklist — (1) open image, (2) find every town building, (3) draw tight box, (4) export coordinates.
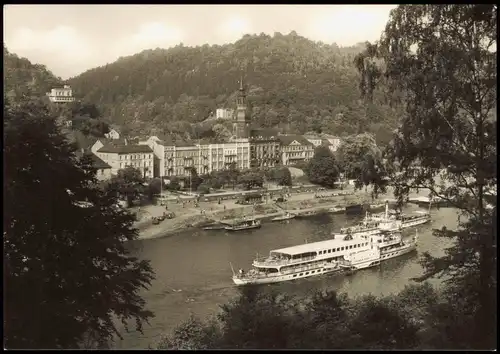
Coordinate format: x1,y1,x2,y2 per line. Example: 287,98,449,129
321,134,341,152
95,144,154,178
46,85,75,103
277,135,315,166
75,149,112,181
140,134,251,178
90,137,129,155
215,108,234,120
303,134,323,148
249,128,281,168
304,133,341,153
104,128,121,140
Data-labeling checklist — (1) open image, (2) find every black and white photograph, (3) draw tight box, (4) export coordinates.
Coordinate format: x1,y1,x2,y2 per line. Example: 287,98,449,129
3,4,497,350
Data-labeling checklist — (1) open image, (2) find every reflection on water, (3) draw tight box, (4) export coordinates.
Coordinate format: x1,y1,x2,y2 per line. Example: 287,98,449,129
116,205,458,349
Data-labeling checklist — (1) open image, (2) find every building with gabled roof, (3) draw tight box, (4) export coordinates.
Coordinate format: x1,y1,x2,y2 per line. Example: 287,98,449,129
277,135,315,166
75,149,112,181
95,144,154,178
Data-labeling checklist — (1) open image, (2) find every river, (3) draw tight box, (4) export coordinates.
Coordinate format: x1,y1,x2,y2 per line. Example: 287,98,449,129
116,205,458,349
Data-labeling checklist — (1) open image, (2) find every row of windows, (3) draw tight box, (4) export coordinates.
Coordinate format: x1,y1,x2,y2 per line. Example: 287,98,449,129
318,242,369,255
293,269,324,278
119,154,152,160
119,162,152,169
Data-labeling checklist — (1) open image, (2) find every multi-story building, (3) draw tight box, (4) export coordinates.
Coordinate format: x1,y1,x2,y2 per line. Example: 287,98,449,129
215,108,234,120
304,133,341,153
303,134,323,148
277,135,315,166
223,139,250,171
91,137,129,155
321,134,341,152
140,134,251,178
75,149,112,181
249,128,281,168
46,85,75,103
95,144,154,178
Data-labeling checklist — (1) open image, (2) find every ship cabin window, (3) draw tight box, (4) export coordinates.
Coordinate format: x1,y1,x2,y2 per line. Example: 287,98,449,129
336,248,340,252
292,251,316,260
270,252,292,261
319,251,322,255
341,247,345,251
263,268,279,274
328,249,331,253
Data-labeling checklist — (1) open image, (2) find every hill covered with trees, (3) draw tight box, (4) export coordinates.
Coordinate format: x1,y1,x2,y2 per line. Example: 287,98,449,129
67,33,402,143
3,45,63,100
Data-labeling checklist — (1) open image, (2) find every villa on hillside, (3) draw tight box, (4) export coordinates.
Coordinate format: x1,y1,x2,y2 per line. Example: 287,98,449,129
46,85,75,103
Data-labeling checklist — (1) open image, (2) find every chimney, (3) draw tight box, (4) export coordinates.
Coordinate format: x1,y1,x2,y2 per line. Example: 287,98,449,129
81,148,85,154
124,139,128,145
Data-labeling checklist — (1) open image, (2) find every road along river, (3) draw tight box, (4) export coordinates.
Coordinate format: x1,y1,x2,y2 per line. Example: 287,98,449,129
115,205,458,349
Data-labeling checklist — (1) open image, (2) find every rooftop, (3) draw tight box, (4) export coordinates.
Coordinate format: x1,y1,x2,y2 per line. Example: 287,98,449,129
277,135,314,146
75,151,111,169
271,236,359,256
97,144,153,154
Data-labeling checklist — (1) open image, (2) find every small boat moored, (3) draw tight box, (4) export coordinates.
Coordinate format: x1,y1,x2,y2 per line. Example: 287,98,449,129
271,212,296,222
225,218,261,231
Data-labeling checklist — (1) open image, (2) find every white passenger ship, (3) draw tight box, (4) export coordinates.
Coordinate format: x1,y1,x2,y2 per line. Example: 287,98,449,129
231,229,418,285
338,229,418,271
331,213,400,239
367,202,430,229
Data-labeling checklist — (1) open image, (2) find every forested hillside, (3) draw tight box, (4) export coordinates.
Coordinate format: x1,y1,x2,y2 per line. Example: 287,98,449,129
68,33,401,144
3,45,63,100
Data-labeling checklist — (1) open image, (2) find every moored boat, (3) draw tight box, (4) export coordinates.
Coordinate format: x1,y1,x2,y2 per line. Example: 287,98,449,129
271,212,296,222
367,201,430,229
225,218,261,231
338,229,418,271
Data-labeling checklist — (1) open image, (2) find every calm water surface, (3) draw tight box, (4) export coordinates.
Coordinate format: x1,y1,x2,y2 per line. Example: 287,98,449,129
116,205,458,349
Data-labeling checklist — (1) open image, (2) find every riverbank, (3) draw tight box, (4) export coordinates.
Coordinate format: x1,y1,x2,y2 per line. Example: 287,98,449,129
134,187,398,240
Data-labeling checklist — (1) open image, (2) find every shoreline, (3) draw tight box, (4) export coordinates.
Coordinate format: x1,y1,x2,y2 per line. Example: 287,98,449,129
133,194,396,241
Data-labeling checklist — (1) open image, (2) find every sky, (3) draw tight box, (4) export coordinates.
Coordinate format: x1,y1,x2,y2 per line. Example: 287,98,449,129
3,5,396,79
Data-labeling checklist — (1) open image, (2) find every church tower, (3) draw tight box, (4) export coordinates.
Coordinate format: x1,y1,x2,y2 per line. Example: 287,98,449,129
233,77,250,139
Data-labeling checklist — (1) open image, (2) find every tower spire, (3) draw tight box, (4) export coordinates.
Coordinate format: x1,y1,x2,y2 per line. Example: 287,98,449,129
239,74,244,91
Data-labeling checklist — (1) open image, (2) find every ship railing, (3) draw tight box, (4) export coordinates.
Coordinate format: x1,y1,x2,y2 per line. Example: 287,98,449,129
337,260,352,268
253,256,316,266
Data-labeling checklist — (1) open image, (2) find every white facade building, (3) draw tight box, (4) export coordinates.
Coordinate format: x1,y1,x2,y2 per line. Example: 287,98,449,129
46,85,75,103
95,144,154,178
215,108,234,120
104,128,120,140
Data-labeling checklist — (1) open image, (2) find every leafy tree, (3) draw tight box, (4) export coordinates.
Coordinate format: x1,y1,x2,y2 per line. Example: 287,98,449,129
212,123,232,142
4,98,155,349
303,291,351,349
184,167,203,192
197,183,211,194
226,162,240,190
346,295,419,349
165,177,181,191
156,315,222,350
107,166,145,207
306,146,340,188
336,133,387,194
238,170,264,190
78,118,110,138
146,178,162,201
274,167,293,186
355,4,497,349
216,287,303,349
